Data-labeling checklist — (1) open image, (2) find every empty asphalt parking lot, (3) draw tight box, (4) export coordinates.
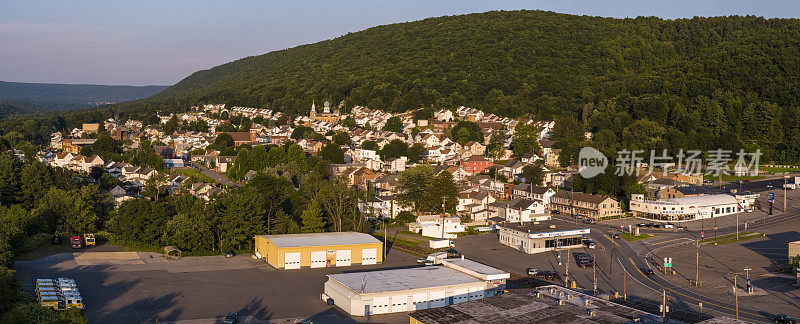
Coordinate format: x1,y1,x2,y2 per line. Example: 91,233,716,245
15,250,418,323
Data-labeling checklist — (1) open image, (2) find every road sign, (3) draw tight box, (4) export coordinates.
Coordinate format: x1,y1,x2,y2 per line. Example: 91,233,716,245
769,192,775,203
664,257,672,268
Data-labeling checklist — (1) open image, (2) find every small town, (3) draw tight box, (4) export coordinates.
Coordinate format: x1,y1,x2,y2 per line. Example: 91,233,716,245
2,2,800,324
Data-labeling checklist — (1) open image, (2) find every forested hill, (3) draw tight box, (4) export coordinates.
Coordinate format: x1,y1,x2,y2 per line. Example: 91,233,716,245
0,81,168,111
4,10,800,162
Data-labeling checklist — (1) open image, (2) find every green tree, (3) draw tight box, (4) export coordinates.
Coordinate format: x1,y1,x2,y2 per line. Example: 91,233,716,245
450,121,483,145
406,143,427,164
300,199,326,233
162,212,214,251
163,116,179,135
521,162,545,185
397,165,434,214
512,123,540,158
318,143,344,164
361,140,379,151
213,133,235,149
382,116,403,133
332,131,351,146
379,139,408,160
428,171,458,213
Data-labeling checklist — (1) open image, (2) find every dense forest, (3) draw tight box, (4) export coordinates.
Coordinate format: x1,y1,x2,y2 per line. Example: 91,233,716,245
2,10,800,162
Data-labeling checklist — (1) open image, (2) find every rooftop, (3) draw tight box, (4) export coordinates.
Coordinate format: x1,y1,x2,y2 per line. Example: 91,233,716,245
327,266,482,294
498,221,590,236
665,194,738,207
410,286,650,324
441,258,509,281
257,232,380,248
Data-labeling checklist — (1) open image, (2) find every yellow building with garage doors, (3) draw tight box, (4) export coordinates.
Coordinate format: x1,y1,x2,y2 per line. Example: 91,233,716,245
254,232,383,270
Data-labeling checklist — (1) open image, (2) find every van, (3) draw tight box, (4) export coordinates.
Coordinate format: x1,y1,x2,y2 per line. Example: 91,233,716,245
663,224,674,229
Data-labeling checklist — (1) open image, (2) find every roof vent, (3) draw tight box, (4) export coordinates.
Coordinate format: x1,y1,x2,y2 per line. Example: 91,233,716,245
557,299,565,306
587,310,596,317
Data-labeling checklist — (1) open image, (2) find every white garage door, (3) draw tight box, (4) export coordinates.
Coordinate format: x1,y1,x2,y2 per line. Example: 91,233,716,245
371,296,389,314
412,292,428,310
468,287,484,301
310,251,326,268
284,252,301,269
452,288,469,304
336,250,351,267
361,248,377,265
429,290,446,308
390,294,408,312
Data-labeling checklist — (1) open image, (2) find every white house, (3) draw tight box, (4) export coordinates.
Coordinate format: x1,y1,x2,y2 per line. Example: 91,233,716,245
408,215,466,239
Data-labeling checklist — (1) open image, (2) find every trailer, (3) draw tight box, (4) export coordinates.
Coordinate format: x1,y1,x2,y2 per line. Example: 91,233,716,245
429,239,453,249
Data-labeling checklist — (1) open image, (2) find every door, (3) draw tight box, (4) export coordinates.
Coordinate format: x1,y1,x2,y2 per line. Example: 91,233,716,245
371,296,389,314
284,252,301,269
336,250,351,267
361,248,377,265
310,251,326,268
468,287,484,301
412,293,428,310
452,288,469,304
390,294,408,312
429,290,446,308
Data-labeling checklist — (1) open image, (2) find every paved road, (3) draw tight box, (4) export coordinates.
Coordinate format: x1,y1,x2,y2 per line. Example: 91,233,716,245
192,163,240,187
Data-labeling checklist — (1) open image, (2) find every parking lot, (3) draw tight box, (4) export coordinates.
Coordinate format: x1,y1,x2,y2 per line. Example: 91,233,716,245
14,249,419,323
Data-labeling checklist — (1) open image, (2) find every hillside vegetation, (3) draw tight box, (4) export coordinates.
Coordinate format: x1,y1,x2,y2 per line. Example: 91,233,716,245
0,81,167,111
5,10,800,161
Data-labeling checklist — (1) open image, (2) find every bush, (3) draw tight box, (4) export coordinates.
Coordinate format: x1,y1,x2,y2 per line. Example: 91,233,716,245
394,211,416,224
12,232,51,254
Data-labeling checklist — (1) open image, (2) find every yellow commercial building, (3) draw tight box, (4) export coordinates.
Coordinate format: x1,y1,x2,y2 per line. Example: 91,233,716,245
254,232,383,270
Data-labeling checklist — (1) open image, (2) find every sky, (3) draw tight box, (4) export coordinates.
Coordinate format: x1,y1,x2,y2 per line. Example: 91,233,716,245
1,0,798,86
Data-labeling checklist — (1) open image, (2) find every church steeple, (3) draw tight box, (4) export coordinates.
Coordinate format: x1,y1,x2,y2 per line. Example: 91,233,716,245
310,100,316,117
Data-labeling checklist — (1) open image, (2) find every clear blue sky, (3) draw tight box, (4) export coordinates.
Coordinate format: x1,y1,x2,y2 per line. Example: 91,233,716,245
1,0,797,86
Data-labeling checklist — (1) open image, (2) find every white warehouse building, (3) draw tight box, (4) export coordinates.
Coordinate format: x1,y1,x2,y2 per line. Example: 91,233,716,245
629,193,759,222
323,258,509,316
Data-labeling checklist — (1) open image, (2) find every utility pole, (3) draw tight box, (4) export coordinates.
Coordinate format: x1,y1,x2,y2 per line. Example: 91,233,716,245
441,197,446,239
661,289,668,323
609,243,614,280
695,236,700,286
730,272,740,320
623,271,627,301
736,208,740,240
592,249,597,294
785,175,788,212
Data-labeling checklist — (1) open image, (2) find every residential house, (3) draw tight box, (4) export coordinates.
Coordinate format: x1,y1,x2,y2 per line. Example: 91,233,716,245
549,191,622,220
408,215,466,239
460,155,493,175
512,184,556,207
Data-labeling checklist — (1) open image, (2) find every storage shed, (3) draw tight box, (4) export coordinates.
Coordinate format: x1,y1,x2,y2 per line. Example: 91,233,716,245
254,232,383,270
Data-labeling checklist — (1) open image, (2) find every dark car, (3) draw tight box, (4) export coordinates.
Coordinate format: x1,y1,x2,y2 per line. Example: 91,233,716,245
223,312,238,324
445,248,461,258
775,315,796,324
539,270,560,280
636,223,646,228
643,268,655,275
612,233,621,239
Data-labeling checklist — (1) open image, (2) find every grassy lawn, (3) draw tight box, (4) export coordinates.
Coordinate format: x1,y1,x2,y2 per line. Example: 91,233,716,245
701,231,762,244
703,174,764,182
621,233,658,241
372,233,429,256
174,168,217,183
760,166,800,174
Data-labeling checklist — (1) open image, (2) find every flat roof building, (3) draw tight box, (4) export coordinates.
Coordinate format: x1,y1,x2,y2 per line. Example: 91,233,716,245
323,258,509,316
409,285,745,324
498,222,590,254
630,193,759,222
254,232,382,269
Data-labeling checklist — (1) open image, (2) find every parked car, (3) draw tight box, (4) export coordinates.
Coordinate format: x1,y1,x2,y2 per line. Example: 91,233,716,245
582,218,596,224
774,315,796,324
223,251,234,258
223,312,238,324
612,233,621,239
584,240,596,249
526,268,540,276
636,223,647,228
643,268,655,276
417,257,427,264
538,270,560,280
